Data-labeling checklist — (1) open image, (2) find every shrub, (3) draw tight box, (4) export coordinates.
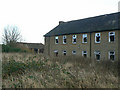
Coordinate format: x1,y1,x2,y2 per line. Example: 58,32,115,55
2,60,27,78
2,44,27,53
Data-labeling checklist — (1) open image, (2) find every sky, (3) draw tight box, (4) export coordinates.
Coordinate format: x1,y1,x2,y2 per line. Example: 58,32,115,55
0,0,119,44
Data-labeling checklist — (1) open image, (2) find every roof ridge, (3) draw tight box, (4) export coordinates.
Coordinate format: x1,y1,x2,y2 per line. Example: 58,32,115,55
66,12,120,23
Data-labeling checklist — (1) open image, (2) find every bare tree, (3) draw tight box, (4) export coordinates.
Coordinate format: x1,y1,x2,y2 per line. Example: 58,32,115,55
2,25,22,45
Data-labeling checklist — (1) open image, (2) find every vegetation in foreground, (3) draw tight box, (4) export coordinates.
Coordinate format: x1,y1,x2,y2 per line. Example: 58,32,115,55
2,53,119,88
2,44,31,53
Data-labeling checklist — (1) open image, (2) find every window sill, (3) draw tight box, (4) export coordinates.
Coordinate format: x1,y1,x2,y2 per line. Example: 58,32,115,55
95,42,100,44
109,41,115,43
72,43,77,44
82,42,87,44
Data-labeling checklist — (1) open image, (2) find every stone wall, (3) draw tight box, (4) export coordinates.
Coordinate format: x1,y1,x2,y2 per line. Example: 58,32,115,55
45,30,119,61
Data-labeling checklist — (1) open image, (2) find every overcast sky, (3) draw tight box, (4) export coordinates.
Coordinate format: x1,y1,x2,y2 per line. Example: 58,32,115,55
0,0,119,44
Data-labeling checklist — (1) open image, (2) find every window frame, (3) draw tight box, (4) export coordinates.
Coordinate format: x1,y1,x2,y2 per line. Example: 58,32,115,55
63,35,67,44
72,50,76,54
95,33,101,43
82,34,87,43
109,32,115,42
54,50,58,57
63,50,67,56
94,51,100,61
82,51,87,57
108,51,115,61
72,35,77,44
55,36,59,44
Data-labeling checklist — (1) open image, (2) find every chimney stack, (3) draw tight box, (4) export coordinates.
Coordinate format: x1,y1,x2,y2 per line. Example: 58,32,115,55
59,21,64,25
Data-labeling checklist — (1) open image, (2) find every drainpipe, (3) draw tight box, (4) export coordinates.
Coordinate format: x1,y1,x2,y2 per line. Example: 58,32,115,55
90,32,91,60
48,37,50,56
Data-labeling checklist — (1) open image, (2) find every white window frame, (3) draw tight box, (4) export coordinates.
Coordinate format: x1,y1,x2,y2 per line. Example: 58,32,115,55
95,33,101,43
82,51,87,57
108,51,115,61
72,35,77,44
63,35,67,44
55,36,58,44
54,50,58,56
109,32,115,42
72,50,76,54
63,50,66,55
82,34,87,43
94,51,100,61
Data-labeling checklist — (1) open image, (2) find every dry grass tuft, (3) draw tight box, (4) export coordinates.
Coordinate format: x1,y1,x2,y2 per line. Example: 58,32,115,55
2,53,119,88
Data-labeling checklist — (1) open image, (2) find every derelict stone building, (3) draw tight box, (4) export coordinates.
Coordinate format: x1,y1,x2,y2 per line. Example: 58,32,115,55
44,12,120,61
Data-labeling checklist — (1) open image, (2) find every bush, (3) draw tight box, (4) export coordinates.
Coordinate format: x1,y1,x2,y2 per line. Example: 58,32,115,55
2,44,27,53
2,59,27,78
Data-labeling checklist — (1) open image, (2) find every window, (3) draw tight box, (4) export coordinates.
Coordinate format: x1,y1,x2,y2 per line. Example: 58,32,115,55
95,33,101,43
82,51,87,58
82,34,87,43
55,36,58,44
54,50,58,57
109,32,115,42
63,35,67,44
94,51,100,60
63,50,66,56
72,50,76,54
109,51,115,61
72,35,77,44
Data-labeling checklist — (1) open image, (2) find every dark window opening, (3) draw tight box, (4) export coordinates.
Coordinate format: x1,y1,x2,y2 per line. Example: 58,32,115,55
63,52,66,56
82,51,87,58
72,51,76,54
56,39,58,44
73,39,76,43
83,54,87,58
39,49,44,53
64,39,66,43
96,54,100,60
72,35,77,44
95,33,100,43
96,37,100,42
55,52,58,57
110,55,114,60
109,32,115,42
63,51,66,56
109,52,115,61
110,36,114,42
84,37,87,43
34,48,38,53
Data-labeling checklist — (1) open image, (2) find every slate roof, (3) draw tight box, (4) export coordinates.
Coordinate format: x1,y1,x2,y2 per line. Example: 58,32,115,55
44,12,120,37
17,42,44,49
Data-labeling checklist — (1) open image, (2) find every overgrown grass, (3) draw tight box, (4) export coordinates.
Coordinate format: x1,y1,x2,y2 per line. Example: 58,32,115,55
2,53,119,88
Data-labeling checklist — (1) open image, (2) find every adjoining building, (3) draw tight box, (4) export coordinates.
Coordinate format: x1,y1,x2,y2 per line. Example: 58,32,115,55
44,12,120,61
17,42,44,53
